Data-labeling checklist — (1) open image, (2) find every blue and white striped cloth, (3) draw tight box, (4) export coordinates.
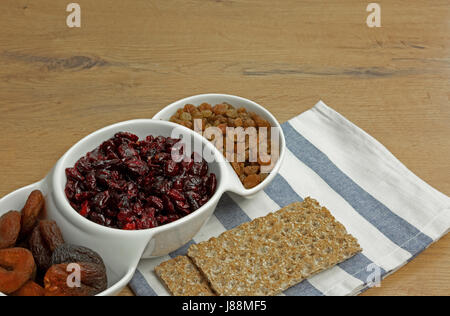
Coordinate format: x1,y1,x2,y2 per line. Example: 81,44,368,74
130,101,450,296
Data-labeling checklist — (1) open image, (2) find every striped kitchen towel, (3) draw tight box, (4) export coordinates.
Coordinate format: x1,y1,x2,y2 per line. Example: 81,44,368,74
130,101,450,296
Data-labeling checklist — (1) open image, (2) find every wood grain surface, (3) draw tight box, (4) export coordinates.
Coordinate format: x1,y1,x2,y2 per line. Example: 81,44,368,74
0,0,448,296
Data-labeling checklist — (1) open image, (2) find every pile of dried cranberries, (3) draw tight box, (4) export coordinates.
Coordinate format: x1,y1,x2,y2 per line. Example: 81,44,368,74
65,132,217,230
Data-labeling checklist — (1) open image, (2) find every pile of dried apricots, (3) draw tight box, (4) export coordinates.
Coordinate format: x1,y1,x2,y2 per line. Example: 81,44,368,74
0,190,107,296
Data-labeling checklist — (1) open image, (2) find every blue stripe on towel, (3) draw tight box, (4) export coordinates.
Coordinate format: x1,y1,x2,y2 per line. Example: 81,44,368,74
338,253,386,282
215,193,252,230
129,270,158,296
284,280,324,296
282,122,432,255
169,240,196,258
264,173,304,206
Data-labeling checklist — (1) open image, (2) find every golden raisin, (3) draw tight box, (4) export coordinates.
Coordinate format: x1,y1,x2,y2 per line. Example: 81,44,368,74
243,174,261,189
212,103,228,115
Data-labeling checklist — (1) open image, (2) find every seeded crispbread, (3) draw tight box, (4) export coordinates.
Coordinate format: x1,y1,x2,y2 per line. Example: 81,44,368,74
155,255,216,296
187,197,362,296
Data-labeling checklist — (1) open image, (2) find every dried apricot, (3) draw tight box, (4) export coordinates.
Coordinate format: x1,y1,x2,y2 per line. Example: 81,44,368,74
0,211,21,249
51,244,106,272
39,220,64,252
29,225,52,272
0,248,36,294
20,190,45,238
44,262,107,296
11,280,44,296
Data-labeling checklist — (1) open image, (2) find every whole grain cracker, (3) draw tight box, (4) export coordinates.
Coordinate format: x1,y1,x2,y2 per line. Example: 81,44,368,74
187,197,362,296
155,256,215,296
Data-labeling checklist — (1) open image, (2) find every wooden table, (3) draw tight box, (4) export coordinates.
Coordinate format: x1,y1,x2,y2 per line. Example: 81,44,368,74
0,0,448,296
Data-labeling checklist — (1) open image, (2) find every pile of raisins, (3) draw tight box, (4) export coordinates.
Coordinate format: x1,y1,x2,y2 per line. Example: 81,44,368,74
170,103,274,189
65,132,217,230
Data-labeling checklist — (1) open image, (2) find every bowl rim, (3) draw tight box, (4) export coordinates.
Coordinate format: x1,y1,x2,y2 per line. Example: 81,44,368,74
52,119,230,237
152,93,287,196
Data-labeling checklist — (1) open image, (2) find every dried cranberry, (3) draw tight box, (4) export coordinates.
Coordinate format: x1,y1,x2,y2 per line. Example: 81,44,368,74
92,159,120,170
153,152,171,164
175,200,191,214
92,191,110,209
123,222,136,230
136,217,155,230
206,174,217,197
89,212,106,226
125,158,149,176
165,137,180,147
164,160,180,177
117,210,132,223
168,189,186,202
186,191,201,210
75,157,92,174
181,160,194,173
162,196,175,214
126,183,138,199
115,132,139,142
190,164,201,176
184,175,203,192
65,180,76,200
199,196,210,207
65,133,217,230
172,177,184,190
118,143,139,159
66,167,85,182
79,201,90,217
147,196,164,210
87,148,105,162
85,171,97,191
75,191,93,202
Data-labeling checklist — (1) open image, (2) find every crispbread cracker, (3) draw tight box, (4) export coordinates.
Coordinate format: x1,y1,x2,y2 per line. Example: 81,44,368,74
187,197,362,296
155,256,215,296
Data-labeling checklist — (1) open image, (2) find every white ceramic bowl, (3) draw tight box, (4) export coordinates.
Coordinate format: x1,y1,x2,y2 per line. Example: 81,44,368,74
0,95,286,296
153,94,286,198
